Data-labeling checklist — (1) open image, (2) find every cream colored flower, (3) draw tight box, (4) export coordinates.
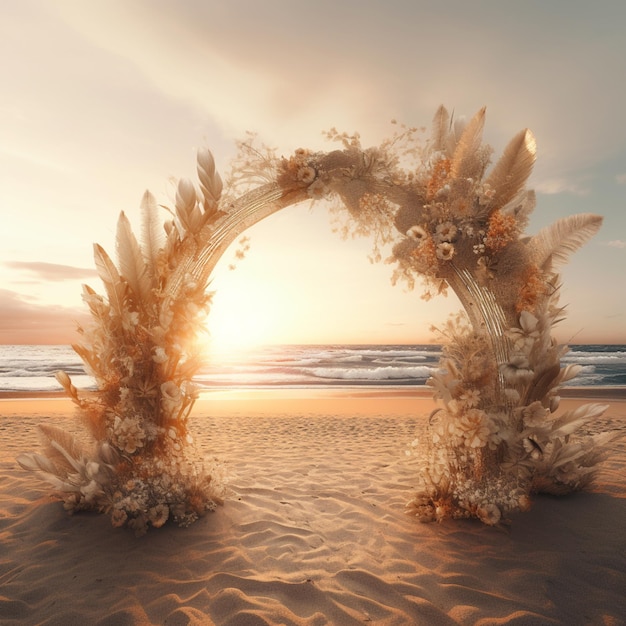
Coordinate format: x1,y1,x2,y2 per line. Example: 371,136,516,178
500,355,533,383
85,461,100,479
436,242,455,261
112,416,146,454
152,347,168,364
521,401,548,427
435,221,458,243
459,388,481,408
406,225,428,242
111,416,146,454
306,179,330,199
161,381,182,416
62,492,81,513
519,310,539,334
297,166,316,184
458,409,491,448
148,504,170,528
408,493,436,523
121,310,139,330
476,503,501,525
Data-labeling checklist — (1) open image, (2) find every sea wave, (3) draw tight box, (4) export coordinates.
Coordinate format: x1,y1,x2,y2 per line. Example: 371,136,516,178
1,344,624,392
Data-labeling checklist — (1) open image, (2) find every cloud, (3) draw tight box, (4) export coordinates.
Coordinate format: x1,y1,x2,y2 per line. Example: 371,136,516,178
533,178,589,196
49,0,626,167
0,289,87,344
616,174,626,185
606,240,626,249
3,261,98,282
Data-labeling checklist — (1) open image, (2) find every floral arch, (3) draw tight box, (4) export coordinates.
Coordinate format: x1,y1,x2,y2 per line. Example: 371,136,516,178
18,107,615,533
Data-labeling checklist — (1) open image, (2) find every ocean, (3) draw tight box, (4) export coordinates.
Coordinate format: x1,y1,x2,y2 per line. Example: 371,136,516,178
0,344,625,394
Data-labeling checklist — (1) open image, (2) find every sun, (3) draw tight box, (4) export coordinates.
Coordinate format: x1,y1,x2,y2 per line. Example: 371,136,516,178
203,276,279,353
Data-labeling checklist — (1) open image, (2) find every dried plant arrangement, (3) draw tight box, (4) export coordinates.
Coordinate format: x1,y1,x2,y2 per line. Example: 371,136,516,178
19,106,615,530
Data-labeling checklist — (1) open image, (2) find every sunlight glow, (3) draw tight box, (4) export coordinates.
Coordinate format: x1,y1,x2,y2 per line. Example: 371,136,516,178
205,284,277,352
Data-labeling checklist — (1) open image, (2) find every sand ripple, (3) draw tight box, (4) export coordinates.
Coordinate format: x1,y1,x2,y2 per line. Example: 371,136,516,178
1,396,625,625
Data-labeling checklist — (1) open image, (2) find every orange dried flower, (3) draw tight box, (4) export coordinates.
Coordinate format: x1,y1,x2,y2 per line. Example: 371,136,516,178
485,210,517,253
516,264,546,313
426,158,451,199
412,236,439,275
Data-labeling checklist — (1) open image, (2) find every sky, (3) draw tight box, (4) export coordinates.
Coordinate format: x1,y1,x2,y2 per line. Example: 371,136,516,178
1,0,625,347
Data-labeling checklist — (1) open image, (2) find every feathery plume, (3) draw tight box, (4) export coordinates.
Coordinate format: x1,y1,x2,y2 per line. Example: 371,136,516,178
528,213,603,272
485,129,537,212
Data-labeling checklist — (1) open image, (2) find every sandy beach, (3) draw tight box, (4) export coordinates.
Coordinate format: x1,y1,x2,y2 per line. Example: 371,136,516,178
1,389,625,625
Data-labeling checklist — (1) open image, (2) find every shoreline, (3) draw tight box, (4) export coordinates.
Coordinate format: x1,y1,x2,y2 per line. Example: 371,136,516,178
2,386,625,426
2,384,625,401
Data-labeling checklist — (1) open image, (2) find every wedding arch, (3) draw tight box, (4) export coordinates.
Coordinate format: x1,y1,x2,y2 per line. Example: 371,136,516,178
18,107,615,533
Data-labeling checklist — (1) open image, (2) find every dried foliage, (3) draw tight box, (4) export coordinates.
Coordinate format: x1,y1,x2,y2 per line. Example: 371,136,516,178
19,107,615,531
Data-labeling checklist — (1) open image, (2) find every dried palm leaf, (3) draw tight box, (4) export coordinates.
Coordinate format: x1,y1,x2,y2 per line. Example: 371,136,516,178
116,211,152,306
175,178,204,235
527,213,603,273
93,243,127,315
197,148,224,217
550,402,608,438
140,190,165,272
430,105,451,154
37,423,86,475
485,129,536,212
450,106,486,180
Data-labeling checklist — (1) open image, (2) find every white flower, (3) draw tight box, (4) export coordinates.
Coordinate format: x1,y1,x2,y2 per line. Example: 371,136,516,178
153,347,168,364
408,493,436,522
476,503,501,525
85,461,100,479
435,221,458,243
80,479,102,503
457,409,491,448
500,355,534,383
62,492,81,513
521,401,547,427
507,311,540,352
148,504,170,528
406,225,428,242
436,242,455,261
161,381,182,416
121,310,139,330
519,310,539,334
306,179,330,199
297,166,316,184
112,416,146,454
459,388,481,408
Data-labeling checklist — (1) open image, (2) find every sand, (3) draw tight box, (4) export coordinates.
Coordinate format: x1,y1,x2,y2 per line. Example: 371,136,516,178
1,389,625,626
